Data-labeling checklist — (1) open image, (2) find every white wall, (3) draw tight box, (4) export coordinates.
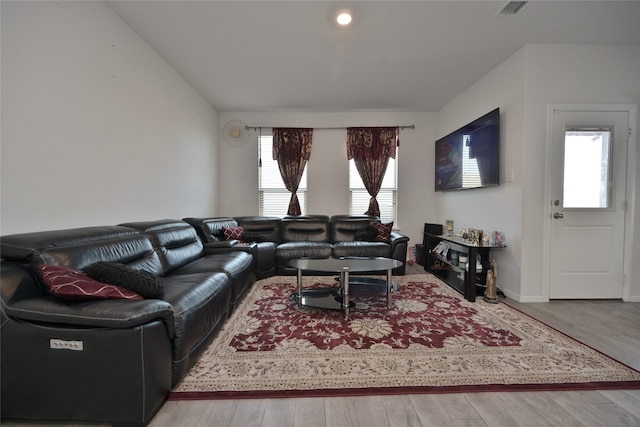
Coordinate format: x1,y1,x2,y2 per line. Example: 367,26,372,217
436,48,527,300
1,1,220,235
218,111,437,248
521,44,640,302
438,44,640,302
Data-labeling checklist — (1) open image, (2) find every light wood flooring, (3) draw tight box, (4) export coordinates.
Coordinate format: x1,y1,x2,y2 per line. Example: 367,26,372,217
4,267,640,427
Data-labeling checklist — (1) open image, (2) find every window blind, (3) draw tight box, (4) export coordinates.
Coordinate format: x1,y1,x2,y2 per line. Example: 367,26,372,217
259,135,307,216
349,157,397,223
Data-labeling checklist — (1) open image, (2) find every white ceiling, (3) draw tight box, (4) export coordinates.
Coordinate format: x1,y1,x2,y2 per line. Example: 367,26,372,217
106,1,640,112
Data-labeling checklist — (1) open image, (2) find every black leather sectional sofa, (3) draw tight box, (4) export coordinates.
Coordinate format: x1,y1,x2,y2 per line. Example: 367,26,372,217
1,215,408,425
184,215,409,277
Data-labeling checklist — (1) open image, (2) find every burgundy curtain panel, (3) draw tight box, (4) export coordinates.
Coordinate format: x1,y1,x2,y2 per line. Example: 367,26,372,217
273,128,313,216
347,127,399,217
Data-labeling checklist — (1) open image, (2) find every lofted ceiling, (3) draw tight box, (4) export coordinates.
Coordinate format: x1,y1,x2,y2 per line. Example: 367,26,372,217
106,1,640,112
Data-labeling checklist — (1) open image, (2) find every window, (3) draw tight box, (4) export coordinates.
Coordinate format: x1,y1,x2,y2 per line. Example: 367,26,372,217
259,133,307,216
349,154,397,223
563,128,612,209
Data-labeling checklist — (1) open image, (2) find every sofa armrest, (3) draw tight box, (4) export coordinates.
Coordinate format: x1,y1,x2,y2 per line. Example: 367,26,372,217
5,298,176,338
388,231,410,274
203,241,258,258
1,262,175,337
389,231,410,246
204,240,239,249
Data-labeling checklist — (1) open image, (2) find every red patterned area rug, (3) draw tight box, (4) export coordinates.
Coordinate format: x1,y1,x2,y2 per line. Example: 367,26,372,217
170,274,640,400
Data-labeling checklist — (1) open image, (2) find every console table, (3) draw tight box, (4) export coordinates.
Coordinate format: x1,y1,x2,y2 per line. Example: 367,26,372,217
424,233,505,302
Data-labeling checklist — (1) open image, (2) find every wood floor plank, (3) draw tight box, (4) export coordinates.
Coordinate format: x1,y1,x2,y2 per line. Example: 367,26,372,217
196,399,240,427
380,394,424,427
409,393,458,426
464,392,533,427
553,390,640,427
599,389,640,420
433,393,483,422
293,397,326,427
262,398,296,427
325,395,390,427
147,400,208,426
227,398,268,427
511,392,583,426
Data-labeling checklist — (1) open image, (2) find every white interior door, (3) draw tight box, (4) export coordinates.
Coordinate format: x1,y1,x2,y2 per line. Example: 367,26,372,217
549,110,629,299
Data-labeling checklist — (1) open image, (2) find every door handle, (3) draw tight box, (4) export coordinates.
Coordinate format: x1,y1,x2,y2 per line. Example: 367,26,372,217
553,212,564,219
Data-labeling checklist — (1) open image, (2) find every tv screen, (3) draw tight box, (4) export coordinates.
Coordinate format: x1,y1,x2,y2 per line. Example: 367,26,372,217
435,108,500,192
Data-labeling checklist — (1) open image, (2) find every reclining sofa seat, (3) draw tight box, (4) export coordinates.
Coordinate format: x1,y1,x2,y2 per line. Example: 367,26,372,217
120,219,256,314
183,216,279,280
276,215,334,275
0,222,246,425
0,226,175,424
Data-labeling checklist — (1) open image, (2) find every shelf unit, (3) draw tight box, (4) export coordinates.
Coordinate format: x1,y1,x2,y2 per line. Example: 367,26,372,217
424,233,505,302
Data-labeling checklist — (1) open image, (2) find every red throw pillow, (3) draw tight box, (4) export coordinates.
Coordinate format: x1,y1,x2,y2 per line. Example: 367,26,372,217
222,226,244,241
38,264,142,301
370,221,393,243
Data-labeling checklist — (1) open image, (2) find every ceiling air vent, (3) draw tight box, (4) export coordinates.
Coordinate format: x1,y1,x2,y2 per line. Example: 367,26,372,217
497,1,528,16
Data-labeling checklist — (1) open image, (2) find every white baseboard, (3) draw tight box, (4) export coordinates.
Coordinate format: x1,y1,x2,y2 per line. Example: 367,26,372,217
502,288,548,303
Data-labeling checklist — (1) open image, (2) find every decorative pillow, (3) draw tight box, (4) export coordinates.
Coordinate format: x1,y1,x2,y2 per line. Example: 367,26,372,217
37,264,142,301
222,226,244,241
354,225,379,242
85,262,163,299
370,221,394,243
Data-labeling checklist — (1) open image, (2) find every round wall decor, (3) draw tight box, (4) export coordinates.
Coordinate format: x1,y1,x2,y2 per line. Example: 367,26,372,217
221,119,249,148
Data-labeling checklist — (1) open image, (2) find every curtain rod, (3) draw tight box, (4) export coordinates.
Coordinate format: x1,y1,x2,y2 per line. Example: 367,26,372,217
245,125,415,131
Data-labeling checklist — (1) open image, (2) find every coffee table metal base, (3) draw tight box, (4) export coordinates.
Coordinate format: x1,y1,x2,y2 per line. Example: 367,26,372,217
293,268,395,319
290,287,355,310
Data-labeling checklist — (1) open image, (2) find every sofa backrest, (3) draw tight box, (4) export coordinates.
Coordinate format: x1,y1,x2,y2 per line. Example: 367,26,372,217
234,216,282,243
37,234,164,275
182,217,238,243
120,220,203,275
330,215,379,242
1,226,139,262
281,216,330,242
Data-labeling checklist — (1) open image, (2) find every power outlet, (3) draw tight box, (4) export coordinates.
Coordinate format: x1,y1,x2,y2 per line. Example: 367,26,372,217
504,170,515,182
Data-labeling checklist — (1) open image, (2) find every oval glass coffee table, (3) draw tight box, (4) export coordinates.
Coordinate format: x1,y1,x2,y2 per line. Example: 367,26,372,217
289,257,403,319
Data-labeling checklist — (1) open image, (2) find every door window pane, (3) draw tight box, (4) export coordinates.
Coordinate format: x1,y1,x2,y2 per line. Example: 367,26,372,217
563,129,612,208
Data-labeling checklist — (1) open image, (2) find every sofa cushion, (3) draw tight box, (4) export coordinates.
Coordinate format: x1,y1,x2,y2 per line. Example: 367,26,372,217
330,215,379,242
354,225,379,242
37,264,142,301
276,241,333,262
120,220,204,275
235,216,282,244
85,262,163,299
222,226,244,241
333,241,391,258
182,217,238,243
242,231,269,243
172,252,255,305
371,221,393,242
0,226,140,262
159,271,232,384
281,217,330,242
27,234,164,276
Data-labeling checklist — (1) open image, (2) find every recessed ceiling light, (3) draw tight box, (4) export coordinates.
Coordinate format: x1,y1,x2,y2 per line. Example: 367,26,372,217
336,9,353,26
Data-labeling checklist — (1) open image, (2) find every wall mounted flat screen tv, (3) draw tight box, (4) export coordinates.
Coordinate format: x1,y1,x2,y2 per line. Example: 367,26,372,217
435,108,500,192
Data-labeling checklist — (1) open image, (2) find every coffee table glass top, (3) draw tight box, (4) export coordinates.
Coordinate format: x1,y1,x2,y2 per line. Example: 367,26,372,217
289,257,402,272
